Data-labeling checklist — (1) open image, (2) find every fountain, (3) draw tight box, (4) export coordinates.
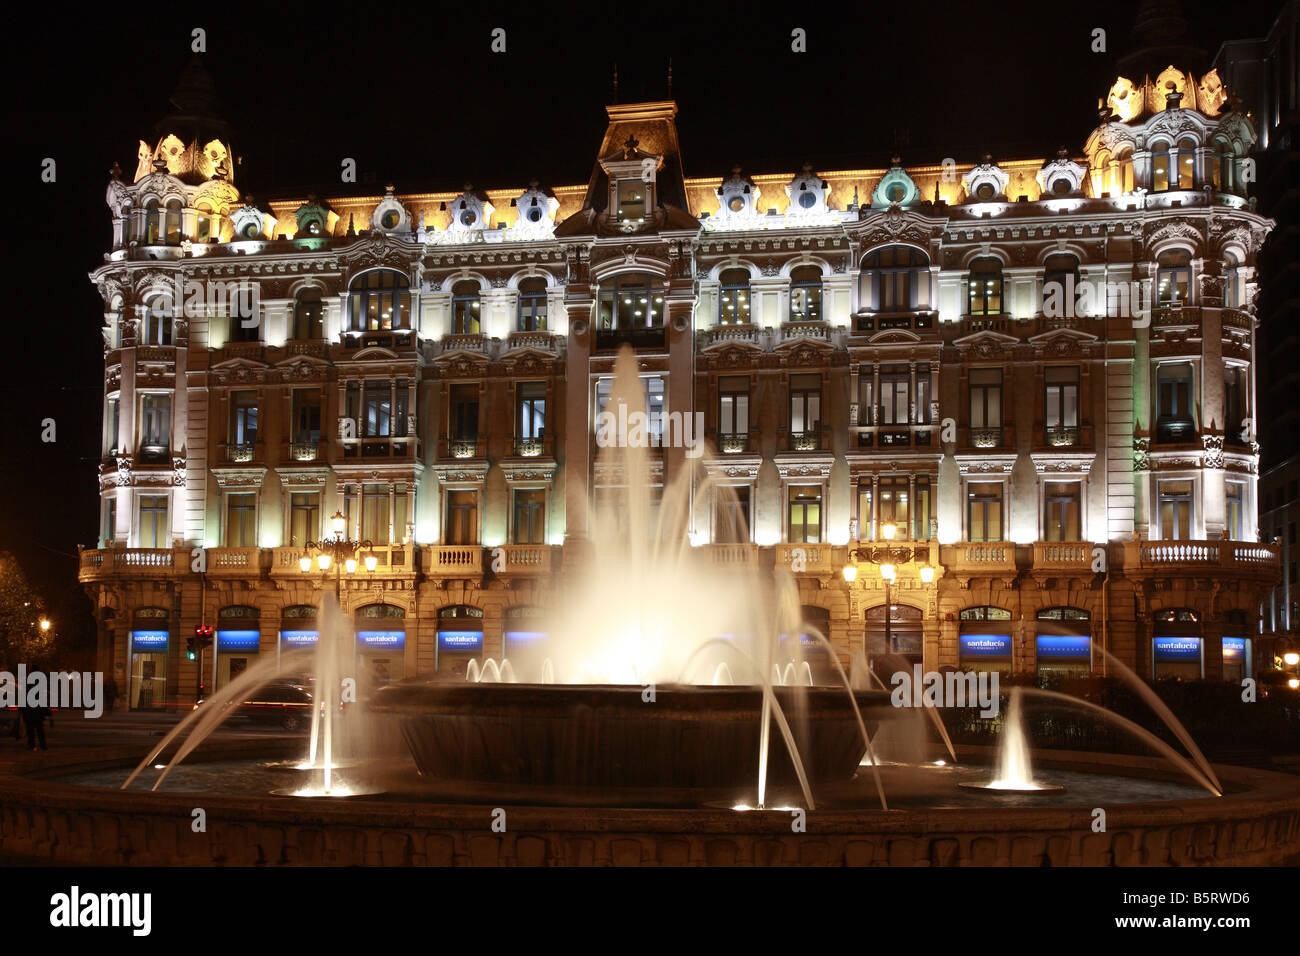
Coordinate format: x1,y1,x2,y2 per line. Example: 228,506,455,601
958,687,1066,794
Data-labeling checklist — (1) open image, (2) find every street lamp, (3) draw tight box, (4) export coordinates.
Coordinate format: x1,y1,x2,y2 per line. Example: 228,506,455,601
843,522,934,663
300,511,374,600
38,617,50,632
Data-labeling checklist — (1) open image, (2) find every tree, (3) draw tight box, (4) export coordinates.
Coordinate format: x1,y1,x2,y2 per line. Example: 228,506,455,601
0,551,54,667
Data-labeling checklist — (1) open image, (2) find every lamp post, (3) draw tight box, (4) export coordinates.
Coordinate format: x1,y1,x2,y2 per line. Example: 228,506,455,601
300,511,376,601
842,522,936,666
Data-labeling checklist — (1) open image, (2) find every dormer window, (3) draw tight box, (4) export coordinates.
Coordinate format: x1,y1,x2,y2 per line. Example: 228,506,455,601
616,180,646,222
797,186,816,209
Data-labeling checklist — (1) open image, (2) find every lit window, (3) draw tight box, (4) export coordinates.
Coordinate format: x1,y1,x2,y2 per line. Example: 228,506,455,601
967,258,1003,315
451,280,481,334
616,180,645,222
719,268,751,324
789,265,822,321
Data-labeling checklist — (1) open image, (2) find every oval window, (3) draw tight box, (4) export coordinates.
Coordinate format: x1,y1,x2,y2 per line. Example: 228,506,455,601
728,195,745,212
527,206,543,223
241,222,259,239
886,183,906,203
307,221,321,235
1052,178,1071,195
461,210,477,226
381,210,399,229
975,182,995,200
798,192,816,209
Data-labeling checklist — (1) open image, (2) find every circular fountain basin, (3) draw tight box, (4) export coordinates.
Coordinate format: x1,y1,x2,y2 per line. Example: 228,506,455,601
369,681,895,796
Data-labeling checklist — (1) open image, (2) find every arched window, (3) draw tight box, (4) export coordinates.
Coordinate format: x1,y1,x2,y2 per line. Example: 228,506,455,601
1036,606,1091,620
967,257,1003,316
1043,253,1081,315
144,199,162,244
196,202,215,243
293,288,324,340
348,270,411,332
517,277,548,331
718,268,751,324
1177,138,1197,189
597,273,664,330
451,280,481,334
164,198,183,245
144,294,172,346
1156,250,1192,306
1151,141,1172,192
789,265,823,322
861,246,929,311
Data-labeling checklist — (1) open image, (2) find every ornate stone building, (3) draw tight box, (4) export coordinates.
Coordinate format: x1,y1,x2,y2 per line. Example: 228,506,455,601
81,57,1279,710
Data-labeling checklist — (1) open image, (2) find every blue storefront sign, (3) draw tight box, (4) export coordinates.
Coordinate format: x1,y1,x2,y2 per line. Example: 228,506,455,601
504,630,547,651
217,629,261,652
1036,635,1093,659
1153,637,1201,661
959,634,1011,657
437,630,481,651
359,630,406,649
1222,637,1246,661
280,630,319,648
131,629,169,651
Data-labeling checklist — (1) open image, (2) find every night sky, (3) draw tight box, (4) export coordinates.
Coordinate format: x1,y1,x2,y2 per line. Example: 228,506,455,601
0,0,1285,653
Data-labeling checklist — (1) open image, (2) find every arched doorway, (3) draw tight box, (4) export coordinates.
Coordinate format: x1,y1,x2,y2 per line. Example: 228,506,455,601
865,603,924,672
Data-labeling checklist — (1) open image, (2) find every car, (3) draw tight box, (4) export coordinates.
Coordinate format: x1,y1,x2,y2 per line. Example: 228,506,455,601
196,680,315,731
1258,669,1300,700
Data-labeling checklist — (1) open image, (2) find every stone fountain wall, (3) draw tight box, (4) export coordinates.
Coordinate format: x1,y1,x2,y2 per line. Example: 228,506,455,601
2,747,1299,866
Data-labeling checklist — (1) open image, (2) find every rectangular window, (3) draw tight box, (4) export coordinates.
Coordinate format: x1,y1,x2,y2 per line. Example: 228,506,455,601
878,475,910,535
1158,480,1194,540
289,493,319,547
715,486,751,544
967,482,1003,542
138,495,168,548
595,375,666,443
1157,267,1191,305
517,382,546,440
790,373,822,443
512,489,546,545
1045,366,1080,443
913,475,933,540
719,376,749,443
140,394,171,455
364,381,392,438
969,368,1002,436
616,180,645,222
857,483,873,539
292,390,322,444
361,483,390,545
1226,482,1244,541
1044,481,1081,541
1156,363,1194,442
1224,365,1246,443
450,384,479,440
788,485,822,543
880,365,909,425
1153,152,1171,192
105,397,120,455
859,371,875,426
225,493,257,547
915,364,931,424
230,391,258,448
103,497,117,545
445,490,478,545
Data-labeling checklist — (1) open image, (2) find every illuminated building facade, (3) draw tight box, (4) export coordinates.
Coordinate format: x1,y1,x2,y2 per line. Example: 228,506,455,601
81,55,1279,709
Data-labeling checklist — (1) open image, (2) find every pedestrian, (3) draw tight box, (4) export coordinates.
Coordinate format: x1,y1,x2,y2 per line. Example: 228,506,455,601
21,705,48,751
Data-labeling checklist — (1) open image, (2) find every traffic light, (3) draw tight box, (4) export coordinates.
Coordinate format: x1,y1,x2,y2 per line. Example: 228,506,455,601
193,624,214,657
186,637,196,661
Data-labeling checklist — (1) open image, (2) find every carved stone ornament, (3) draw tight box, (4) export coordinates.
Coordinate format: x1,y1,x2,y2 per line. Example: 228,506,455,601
1133,436,1151,470
1202,433,1225,469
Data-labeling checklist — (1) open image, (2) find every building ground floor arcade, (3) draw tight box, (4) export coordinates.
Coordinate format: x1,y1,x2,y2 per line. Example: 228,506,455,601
82,541,1274,711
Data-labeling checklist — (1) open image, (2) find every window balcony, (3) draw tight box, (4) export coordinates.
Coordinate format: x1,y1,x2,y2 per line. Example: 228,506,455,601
441,437,484,460
511,436,547,458
1032,541,1095,571
212,342,265,364
1045,425,1080,447
776,543,833,574
704,543,759,567
595,326,666,352
969,427,1003,449
717,432,750,454
136,346,176,363
288,441,320,462
137,443,171,464
702,324,759,347
1155,419,1195,444
506,331,559,354
225,442,258,463
1125,539,1280,585
344,436,416,459
492,544,557,576
960,314,1012,336
422,545,484,575
286,341,329,359
206,547,267,576
939,542,1018,576
779,320,830,343
788,430,822,451
78,547,181,582
853,311,936,334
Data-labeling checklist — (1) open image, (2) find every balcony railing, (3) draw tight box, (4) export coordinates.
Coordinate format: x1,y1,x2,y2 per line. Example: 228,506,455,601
424,545,484,574
1045,425,1080,447
206,547,267,576
1125,540,1280,582
940,543,1018,575
853,312,935,334
703,324,759,347
969,427,1003,449
512,436,546,457
777,543,833,573
442,437,484,460
137,444,171,464
226,443,257,463
779,321,829,342
78,547,180,581
137,346,176,362
493,545,556,575
1033,541,1095,570
1154,419,1195,444
288,441,320,462
595,326,666,351
718,433,750,454
286,341,329,358
788,430,821,451
506,331,559,353
706,543,759,566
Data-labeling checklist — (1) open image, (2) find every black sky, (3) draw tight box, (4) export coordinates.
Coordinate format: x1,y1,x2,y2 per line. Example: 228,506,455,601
0,0,1286,652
